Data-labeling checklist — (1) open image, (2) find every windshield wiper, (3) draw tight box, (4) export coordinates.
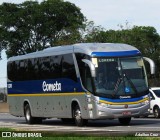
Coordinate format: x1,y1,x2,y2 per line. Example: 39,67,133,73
112,77,123,97
124,73,138,95
112,59,124,97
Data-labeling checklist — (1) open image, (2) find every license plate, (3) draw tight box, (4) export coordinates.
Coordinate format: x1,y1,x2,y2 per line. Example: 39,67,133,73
122,111,131,115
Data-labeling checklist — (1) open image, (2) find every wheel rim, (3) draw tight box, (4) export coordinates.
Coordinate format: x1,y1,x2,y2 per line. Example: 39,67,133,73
26,108,30,121
75,108,81,123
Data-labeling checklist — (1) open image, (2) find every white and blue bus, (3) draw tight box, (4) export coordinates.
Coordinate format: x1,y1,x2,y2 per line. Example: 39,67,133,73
7,43,155,126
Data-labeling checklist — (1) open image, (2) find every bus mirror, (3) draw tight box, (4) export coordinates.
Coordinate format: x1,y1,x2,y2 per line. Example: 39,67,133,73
143,57,155,75
82,59,96,77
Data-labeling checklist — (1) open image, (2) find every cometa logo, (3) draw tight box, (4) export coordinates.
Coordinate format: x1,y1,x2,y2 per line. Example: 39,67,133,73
42,81,61,92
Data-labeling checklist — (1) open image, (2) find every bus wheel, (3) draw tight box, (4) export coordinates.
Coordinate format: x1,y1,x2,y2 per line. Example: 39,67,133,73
73,105,88,127
153,107,160,118
24,104,36,124
119,117,131,125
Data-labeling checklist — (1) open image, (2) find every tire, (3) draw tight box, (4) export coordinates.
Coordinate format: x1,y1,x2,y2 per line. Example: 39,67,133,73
119,117,131,125
73,105,88,127
153,107,160,118
24,104,42,124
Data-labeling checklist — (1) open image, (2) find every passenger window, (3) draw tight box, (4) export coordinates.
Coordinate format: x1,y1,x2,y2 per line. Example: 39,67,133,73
27,59,35,80
50,55,62,79
62,54,77,82
8,54,77,81
7,61,16,81
40,57,50,79
19,60,27,81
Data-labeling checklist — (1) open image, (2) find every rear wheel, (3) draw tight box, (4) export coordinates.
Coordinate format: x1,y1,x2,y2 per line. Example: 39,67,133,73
24,104,42,124
153,107,160,118
73,105,88,127
119,117,131,125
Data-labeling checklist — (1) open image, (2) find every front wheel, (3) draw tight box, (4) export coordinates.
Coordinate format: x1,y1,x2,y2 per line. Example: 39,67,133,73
73,105,88,127
119,117,131,125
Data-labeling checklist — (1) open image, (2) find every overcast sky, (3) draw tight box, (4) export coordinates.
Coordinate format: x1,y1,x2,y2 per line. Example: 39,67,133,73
68,0,160,33
0,0,160,87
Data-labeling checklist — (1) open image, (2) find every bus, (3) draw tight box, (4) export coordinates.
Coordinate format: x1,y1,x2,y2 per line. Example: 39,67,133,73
7,43,155,126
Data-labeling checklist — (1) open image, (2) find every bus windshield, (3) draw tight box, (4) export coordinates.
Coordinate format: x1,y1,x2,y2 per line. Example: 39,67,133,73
92,56,148,98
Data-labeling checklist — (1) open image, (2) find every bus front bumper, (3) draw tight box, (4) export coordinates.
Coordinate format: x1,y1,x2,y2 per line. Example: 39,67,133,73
92,103,150,119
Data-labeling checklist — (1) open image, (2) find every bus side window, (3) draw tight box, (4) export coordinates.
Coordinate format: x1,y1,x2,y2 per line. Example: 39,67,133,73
7,61,16,82
19,60,27,81
34,58,41,80
27,59,35,80
40,57,50,79
15,61,20,81
62,54,77,82
50,55,62,79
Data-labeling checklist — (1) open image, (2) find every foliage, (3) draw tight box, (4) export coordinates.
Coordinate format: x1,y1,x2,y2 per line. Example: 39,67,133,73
0,0,85,57
83,21,105,42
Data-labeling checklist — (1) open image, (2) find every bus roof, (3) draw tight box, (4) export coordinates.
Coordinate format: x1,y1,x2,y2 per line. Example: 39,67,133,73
8,43,141,61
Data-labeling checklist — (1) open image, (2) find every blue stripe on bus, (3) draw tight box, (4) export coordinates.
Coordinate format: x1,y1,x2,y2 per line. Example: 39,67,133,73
91,50,141,57
100,96,145,103
7,78,84,94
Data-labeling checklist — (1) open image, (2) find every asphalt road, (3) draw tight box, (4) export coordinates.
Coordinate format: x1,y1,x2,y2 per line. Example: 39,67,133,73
0,113,160,136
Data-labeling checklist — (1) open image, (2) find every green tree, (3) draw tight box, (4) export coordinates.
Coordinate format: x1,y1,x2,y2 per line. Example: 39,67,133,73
83,21,104,42
0,0,84,57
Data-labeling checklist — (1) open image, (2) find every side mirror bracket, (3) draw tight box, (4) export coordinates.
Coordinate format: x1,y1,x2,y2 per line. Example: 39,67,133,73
143,57,155,75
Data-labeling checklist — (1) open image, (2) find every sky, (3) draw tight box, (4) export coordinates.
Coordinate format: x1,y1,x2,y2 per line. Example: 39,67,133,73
0,0,160,87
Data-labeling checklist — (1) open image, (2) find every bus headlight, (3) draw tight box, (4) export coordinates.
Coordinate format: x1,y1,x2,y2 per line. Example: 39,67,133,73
99,103,106,106
99,102,110,107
